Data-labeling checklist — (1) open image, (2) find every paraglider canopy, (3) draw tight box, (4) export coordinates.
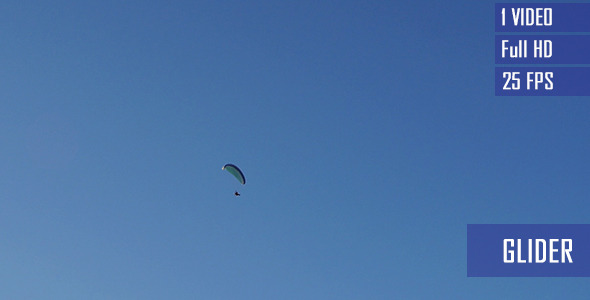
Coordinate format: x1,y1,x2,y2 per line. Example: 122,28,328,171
222,163,246,185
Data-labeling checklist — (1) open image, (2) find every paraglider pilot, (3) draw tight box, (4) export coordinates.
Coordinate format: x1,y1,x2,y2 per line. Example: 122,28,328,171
222,164,245,197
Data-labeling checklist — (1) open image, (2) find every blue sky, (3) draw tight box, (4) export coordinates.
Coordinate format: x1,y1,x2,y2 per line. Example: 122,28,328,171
1,0,589,299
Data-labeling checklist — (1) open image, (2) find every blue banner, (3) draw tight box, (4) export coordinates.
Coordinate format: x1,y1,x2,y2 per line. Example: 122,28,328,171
495,3,590,32
496,35,590,64
467,224,590,277
495,67,590,96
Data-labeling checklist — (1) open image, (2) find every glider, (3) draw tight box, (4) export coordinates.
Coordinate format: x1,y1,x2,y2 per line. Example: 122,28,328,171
222,163,246,185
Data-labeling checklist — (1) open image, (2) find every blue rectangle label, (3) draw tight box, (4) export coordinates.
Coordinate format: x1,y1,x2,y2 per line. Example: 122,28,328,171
496,35,590,64
495,67,590,96
468,224,590,277
496,3,590,32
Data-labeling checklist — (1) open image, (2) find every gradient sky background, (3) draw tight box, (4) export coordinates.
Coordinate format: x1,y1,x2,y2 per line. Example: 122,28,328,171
1,0,590,299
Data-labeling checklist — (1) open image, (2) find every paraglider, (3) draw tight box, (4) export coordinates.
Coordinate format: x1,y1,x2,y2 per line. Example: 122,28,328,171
222,163,245,196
